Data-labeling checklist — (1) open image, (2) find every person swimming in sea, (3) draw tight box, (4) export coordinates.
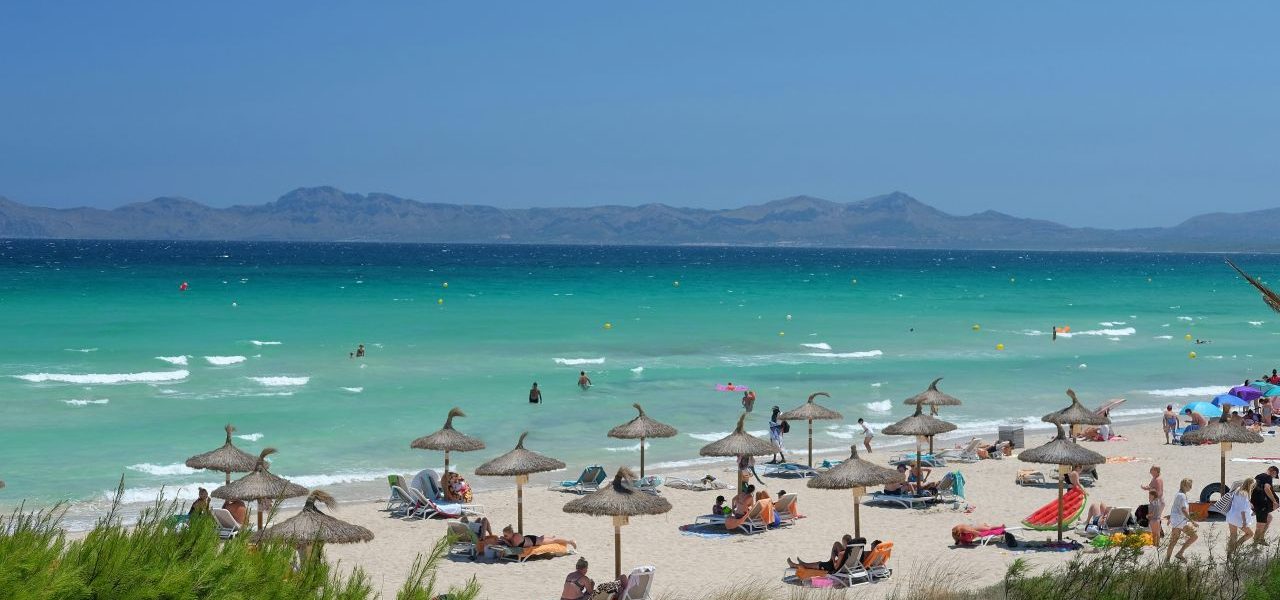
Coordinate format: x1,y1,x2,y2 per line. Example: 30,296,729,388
578,371,592,390
529,382,542,404
355,344,366,358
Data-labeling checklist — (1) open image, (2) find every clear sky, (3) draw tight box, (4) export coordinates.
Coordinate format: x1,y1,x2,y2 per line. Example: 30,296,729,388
1,2,1276,227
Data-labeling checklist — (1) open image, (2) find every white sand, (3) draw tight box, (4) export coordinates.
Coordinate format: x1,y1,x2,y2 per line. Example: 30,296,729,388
325,419,1279,598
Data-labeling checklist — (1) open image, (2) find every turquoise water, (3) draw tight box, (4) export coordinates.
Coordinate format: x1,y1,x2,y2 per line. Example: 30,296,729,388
2,240,1278,521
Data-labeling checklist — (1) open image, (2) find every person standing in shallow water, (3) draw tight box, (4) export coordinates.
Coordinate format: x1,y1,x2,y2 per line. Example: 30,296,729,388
529,382,542,404
769,406,787,464
742,389,756,412
577,371,592,390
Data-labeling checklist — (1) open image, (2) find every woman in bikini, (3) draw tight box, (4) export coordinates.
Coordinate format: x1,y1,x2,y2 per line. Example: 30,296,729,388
788,534,856,572
500,525,577,549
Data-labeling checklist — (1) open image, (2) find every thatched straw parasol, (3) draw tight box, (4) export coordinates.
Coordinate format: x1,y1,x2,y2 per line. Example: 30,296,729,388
607,404,677,478
475,432,566,535
1018,424,1106,542
882,403,957,482
185,424,260,484
1043,390,1111,440
808,446,903,538
1183,412,1265,490
564,467,672,578
410,407,485,475
254,490,372,562
699,413,779,458
904,379,962,453
1226,259,1280,314
778,392,843,468
212,448,308,530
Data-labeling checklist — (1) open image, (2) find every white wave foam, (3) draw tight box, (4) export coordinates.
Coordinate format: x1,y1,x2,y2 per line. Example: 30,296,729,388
236,433,264,441
871,382,883,388
251,340,283,346
649,456,735,470
1110,408,1166,418
341,387,364,393
605,441,651,452
127,463,198,476
687,430,768,442
204,356,246,366
249,376,309,386
16,370,189,385
65,348,98,353
630,366,644,374
156,356,188,366
104,482,222,504
64,399,109,406
553,357,605,365
1099,322,1128,326
864,400,892,413
287,470,393,488
801,343,832,351
1154,335,1173,340
1251,321,1265,326
1177,316,1194,322
1146,385,1228,397
804,350,883,359
1059,327,1136,338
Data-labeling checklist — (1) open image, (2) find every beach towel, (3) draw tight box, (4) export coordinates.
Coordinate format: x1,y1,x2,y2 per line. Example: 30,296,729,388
794,566,827,580
952,471,966,498
678,524,732,539
520,543,571,561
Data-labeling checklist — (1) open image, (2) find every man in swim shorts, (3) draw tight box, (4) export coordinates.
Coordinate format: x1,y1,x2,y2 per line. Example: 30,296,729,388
529,382,542,404
577,371,592,389
1253,466,1279,545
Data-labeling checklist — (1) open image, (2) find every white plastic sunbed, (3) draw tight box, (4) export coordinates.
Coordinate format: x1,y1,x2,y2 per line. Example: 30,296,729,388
619,565,656,600
211,508,242,539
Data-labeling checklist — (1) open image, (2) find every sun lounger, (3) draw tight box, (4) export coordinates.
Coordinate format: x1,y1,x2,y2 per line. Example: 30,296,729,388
446,521,480,558
386,475,412,513
828,543,870,587
633,475,664,494
492,542,574,562
937,439,983,463
211,508,242,539
406,487,484,519
1016,470,1045,485
888,452,945,467
869,472,960,508
665,476,728,491
762,462,820,478
1082,507,1134,535
862,542,893,581
618,565,656,600
775,494,800,524
389,484,417,516
550,465,608,494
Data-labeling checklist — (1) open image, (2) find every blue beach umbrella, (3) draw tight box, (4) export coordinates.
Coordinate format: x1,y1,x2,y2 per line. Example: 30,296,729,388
1212,394,1249,408
1251,381,1275,393
1265,387,1280,398
1183,402,1224,418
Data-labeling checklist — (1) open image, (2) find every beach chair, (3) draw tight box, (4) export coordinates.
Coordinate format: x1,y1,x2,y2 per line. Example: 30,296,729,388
862,542,893,581
211,508,241,539
868,489,935,509
978,526,1023,547
735,502,769,534
446,521,480,558
938,439,983,463
1016,470,1046,485
618,565,656,600
775,494,800,524
549,465,608,494
763,462,820,478
387,479,414,514
889,452,945,467
828,543,870,587
665,476,728,491
406,487,485,520
633,475,665,494
1083,507,1135,535
1174,424,1201,445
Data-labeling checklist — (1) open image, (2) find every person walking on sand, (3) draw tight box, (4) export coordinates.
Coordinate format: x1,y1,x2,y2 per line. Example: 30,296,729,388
768,406,787,464
577,371,592,390
1228,478,1258,557
1166,478,1198,562
1163,405,1178,444
529,382,542,404
859,418,874,453
1253,466,1279,546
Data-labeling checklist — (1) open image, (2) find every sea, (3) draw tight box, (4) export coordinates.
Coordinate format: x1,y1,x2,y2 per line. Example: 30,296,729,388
2,239,1277,528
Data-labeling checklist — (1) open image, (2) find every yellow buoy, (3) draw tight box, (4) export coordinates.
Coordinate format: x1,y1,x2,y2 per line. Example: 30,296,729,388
972,324,981,331
1189,351,1197,359
996,343,1005,351
778,331,786,336
437,298,444,304
1185,334,1192,341
442,282,449,288
604,322,613,329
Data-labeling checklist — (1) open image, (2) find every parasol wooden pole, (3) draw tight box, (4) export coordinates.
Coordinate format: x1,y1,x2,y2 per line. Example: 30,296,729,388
444,450,450,476
1221,442,1231,490
808,419,814,467
640,437,646,478
225,470,231,485
852,486,865,539
1056,464,1067,543
613,515,628,579
516,474,528,534
257,500,265,531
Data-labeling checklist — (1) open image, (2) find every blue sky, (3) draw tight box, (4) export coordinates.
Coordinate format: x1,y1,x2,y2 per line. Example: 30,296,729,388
1,2,1276,227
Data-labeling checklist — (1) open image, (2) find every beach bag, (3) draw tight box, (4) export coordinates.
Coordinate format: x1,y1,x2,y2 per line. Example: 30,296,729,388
782,421,791,434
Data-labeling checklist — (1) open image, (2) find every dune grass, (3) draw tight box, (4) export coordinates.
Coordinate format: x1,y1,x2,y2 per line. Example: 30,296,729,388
0,480,479,600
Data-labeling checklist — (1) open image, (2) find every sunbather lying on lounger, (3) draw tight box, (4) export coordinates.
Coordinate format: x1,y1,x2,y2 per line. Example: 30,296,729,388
951,523,1004,545
1084,503,1112,527
883,465,912,494
787,534,855,573
500,525,578,549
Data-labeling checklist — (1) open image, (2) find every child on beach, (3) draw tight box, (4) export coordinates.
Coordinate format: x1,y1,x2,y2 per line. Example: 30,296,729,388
712,495,727,516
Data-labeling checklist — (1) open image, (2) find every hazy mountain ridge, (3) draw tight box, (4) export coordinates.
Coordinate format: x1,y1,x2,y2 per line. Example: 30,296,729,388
0,187,1275,251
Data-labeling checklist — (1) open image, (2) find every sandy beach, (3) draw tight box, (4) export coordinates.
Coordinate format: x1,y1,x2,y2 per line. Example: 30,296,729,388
318,414,1277,599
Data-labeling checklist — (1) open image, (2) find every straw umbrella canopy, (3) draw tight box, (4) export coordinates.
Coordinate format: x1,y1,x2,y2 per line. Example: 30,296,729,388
1018,424,1107,543
607,404,678,478
779,392,844,468
1043,390,1111,440
185,424,260,484
410,407,485,475
882,403,957,481
903,378,962,452
211,448,308,530
699,413,779,458
808,445,903,538
1182,412,1265,490
564,467,672,579
475,432,566,535
254,490,372,562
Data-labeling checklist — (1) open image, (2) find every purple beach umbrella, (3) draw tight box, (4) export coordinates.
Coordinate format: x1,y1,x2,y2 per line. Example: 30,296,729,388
1230,386,1262,403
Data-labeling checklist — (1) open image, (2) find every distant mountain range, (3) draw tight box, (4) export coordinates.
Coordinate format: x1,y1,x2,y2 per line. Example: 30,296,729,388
0,187,1275,251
